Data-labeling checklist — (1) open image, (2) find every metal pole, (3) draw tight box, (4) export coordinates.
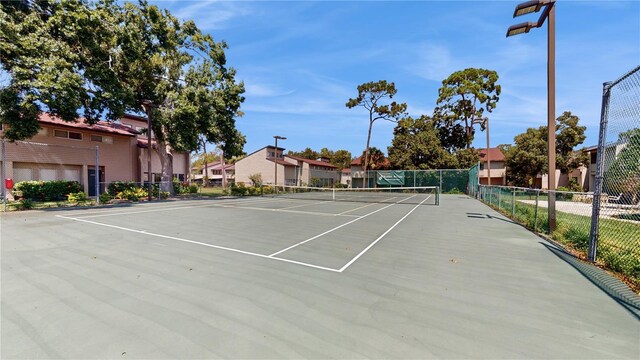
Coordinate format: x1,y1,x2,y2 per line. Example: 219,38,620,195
588,82,612,262
95,145,100,204
1,139,5,212
274,137,278,191
413,170,416,188
511,187,515,216
486,119,491,184
147,108,152,202
547,5,557,232
439,169,443,193
534,189,539,232
220,148,226,188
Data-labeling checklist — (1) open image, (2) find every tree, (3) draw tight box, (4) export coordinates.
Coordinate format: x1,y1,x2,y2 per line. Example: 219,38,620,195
331,150,352,170
503,112,587,187
0,0,129,140
191,151,220,170
555,111,587,173
346,80,407,174
0,1,246,194
287,148,319,159
435,68,501,149
387,115,457,170
360,147,389,170
454,148,480,169
604,128,640,202
502,127,547,187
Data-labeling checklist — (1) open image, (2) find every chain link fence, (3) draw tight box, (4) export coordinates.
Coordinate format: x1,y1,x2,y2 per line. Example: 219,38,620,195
357,169,470,193
589,65,640,286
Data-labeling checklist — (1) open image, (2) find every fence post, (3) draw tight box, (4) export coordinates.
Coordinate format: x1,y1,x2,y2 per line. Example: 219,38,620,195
512,187,516,216
534,189,539,232
497,187,501,209
439,169,443,193
95,145,100,205
588,81,612,262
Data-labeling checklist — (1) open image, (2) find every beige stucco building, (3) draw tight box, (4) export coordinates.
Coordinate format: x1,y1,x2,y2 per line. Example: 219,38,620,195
1,113,190,196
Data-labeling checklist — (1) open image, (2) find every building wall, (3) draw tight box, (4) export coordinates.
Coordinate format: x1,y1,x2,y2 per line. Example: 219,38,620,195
235,147,294,185
1,124,137,193
479,160,506,186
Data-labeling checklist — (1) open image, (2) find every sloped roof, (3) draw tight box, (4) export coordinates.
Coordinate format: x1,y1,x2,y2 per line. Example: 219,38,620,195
267,158,297,167
478,147,505,162
286,155,337,168
39,113,140,136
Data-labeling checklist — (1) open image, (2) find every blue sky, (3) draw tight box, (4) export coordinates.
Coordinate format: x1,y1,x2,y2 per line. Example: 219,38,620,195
159,0,639,157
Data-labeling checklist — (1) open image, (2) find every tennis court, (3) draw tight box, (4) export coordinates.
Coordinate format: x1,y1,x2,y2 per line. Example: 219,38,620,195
2,192,638,358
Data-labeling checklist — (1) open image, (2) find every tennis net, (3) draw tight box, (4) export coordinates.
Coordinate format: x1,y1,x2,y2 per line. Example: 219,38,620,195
266,186,439,205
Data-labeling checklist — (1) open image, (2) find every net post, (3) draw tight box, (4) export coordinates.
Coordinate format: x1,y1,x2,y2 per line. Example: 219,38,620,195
534,189,539,232
511,187,516,216
332,188,335,201
436,186,440,206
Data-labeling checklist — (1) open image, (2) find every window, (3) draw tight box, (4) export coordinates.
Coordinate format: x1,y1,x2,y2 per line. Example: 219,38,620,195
40,169,57,181
90,135,113,144
54,129,83,140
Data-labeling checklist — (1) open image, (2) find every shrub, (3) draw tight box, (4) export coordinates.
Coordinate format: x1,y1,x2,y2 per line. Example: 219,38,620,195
188,184,199,194
230,183,247,196
116,187,148,202
67,192,88,203
248,173,263,187
12,199,33,210
334,183,348,188
99,192,114,203
15,180,82,201
107,181,138,195
556,186,574,201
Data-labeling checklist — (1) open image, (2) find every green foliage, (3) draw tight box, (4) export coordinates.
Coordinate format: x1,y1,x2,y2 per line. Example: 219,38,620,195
435,68,501,150
454,148,479,169
99,192,114,203
604,128,640,200
107,181,138,195
191,151,221,170
360,147,389,170
346,80,407,173
67,192,88,203
287,148,352,170
388,115,456,170
14,180,83,201
248,173,263,187
556,187,574,201
1,0,246,191
189,184,199,194
116,188,148,202
230,183,248,196
288,148,319,159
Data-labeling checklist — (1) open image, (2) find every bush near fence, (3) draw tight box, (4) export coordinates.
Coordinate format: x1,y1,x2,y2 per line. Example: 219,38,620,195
14,180,83,201
479,185,640,291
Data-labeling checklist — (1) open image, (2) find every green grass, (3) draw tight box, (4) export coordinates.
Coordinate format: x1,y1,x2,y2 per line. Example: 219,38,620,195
196,187,227,197
482,194,640,290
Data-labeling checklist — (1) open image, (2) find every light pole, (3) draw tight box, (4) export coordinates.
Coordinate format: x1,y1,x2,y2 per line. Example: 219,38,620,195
141,100,156,202
472,117,490,184
273,135,286,191
506,0,557,232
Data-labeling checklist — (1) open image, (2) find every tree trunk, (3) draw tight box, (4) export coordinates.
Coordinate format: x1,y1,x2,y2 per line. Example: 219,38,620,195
203,140,208,188
157,129,174,195
363,118,373,187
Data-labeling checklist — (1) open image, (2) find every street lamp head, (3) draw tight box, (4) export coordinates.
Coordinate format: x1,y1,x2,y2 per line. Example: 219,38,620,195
513,0,541,17
506,22,536,37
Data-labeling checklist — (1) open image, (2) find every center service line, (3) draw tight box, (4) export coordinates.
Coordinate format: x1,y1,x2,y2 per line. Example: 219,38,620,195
267,194,418,257
55,215,341,273
338,194,432,272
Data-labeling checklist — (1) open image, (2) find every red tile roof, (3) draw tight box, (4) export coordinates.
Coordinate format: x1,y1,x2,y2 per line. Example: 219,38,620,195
478,148,505,162
136,138,157,149
286,155,337,168
38,113,139,136
268,158,297,167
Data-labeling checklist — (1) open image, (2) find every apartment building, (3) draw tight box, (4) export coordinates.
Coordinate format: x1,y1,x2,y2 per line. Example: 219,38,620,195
234,146,298,186
1,113,189,196
478,148,506,185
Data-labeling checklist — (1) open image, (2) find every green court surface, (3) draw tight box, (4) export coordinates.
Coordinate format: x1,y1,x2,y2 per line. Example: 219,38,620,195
1,195,638,358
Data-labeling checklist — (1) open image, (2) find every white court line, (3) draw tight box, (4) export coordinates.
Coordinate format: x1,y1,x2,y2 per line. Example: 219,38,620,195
336,199,397,215
73,197,290,219
339,194,432,272
267,194,418,257
55,215,341,273
217,205,360,218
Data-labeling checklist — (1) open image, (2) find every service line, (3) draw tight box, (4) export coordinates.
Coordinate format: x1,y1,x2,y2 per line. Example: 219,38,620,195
267,195,418,257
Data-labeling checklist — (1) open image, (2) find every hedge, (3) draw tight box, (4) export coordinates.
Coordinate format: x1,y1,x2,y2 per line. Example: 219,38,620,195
14,180,83,201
